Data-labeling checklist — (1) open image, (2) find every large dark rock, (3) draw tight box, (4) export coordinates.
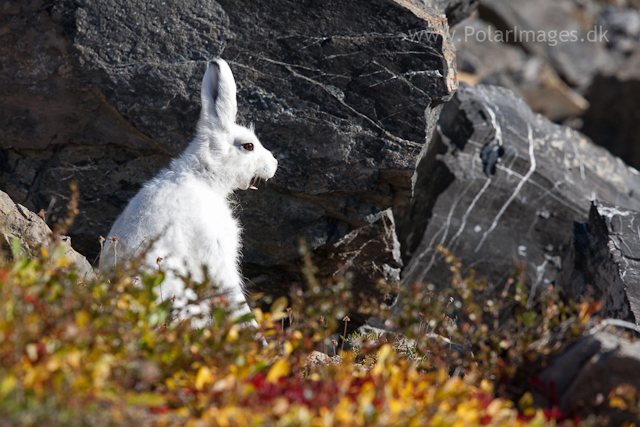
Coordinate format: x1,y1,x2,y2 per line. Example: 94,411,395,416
395,84,640,304
537,331,640,424
580,56,640,170
0,0,467,309
0,0,174,260
560,200,640,323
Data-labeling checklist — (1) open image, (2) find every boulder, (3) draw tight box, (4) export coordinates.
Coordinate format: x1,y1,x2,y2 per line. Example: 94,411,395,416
0,0,471,312
537,331,640,424
580,54,640,170
0,190,93,279
453,18,590,122
433,0,479,26
476,0,608,90
394,84,640,305
578,6,640,169
451,0,640,169
560,200,640,323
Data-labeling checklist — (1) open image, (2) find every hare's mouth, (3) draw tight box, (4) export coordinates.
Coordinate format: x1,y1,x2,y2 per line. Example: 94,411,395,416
248,176,258,190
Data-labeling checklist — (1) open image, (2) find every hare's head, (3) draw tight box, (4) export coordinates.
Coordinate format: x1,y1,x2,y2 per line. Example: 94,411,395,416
195,59,278,192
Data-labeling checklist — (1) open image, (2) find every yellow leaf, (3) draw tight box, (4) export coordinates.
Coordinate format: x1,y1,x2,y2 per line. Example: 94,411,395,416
390,398,404,413
272,397,290,416
117,298,129,310
25,343,38,361
372,344,393,375
270,312,287,322
66,350,82,369
270,296,288,317
437,368,447,384
266,358,290,383
486,399,504,417
610,396,628,410
75,310,90,328
480,379,494,395
358,381,376,406
46,358,62,372
195,366,214,391
92,355,114,388
519,391,535,416
227,325,239,342
0,375,16,397
175,407,190,417
528,409,548,427
283,341,293,355
24,368,37,388
212,374,235,392
252,308,264,324
54,254,71,269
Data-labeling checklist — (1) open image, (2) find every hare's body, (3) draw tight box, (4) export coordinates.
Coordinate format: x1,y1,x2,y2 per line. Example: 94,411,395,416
102,59,278,324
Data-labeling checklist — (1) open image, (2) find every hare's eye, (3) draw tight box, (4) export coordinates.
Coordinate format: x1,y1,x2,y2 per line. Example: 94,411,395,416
242,143,254,151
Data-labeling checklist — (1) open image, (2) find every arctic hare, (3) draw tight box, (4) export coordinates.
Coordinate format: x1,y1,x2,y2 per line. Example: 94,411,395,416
102,58,278,325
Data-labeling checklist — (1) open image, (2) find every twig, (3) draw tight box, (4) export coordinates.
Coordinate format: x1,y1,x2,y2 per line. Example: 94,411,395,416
110,237,119,266
319,316,325,354
98,236,105,271
156,257,163,301
589,318,640,335
341,316,350,353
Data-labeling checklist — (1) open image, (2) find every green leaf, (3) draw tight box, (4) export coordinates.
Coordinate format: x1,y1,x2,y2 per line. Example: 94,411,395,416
233,311,255,324
125,392,166,407
152,272,165,289
251,360,269,374
10,237,22,259
212,307,228,325
522,311,536,328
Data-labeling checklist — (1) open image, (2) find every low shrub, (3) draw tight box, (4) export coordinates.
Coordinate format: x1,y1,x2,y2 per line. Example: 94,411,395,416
0,241,633,426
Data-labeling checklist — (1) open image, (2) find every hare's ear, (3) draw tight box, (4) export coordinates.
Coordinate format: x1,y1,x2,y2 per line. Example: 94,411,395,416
201,59,237,129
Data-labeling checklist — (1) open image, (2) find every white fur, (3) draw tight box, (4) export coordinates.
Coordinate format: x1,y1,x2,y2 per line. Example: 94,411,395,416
102,59,278,326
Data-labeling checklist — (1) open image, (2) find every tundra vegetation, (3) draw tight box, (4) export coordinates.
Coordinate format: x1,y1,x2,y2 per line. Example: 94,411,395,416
0,227,636,426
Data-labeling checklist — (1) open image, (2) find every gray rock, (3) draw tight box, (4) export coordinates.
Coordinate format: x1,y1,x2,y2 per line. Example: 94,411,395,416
598,6,640,57
312,209,403,323
0,0,462,314
560,200,640,323
433,0,479,26
0,0,174,253
450,0,640,169
538,331,640,423
71,0,231,155
0,190,94,279
395,84,640,304
453,18,590,123
476,0,608,90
